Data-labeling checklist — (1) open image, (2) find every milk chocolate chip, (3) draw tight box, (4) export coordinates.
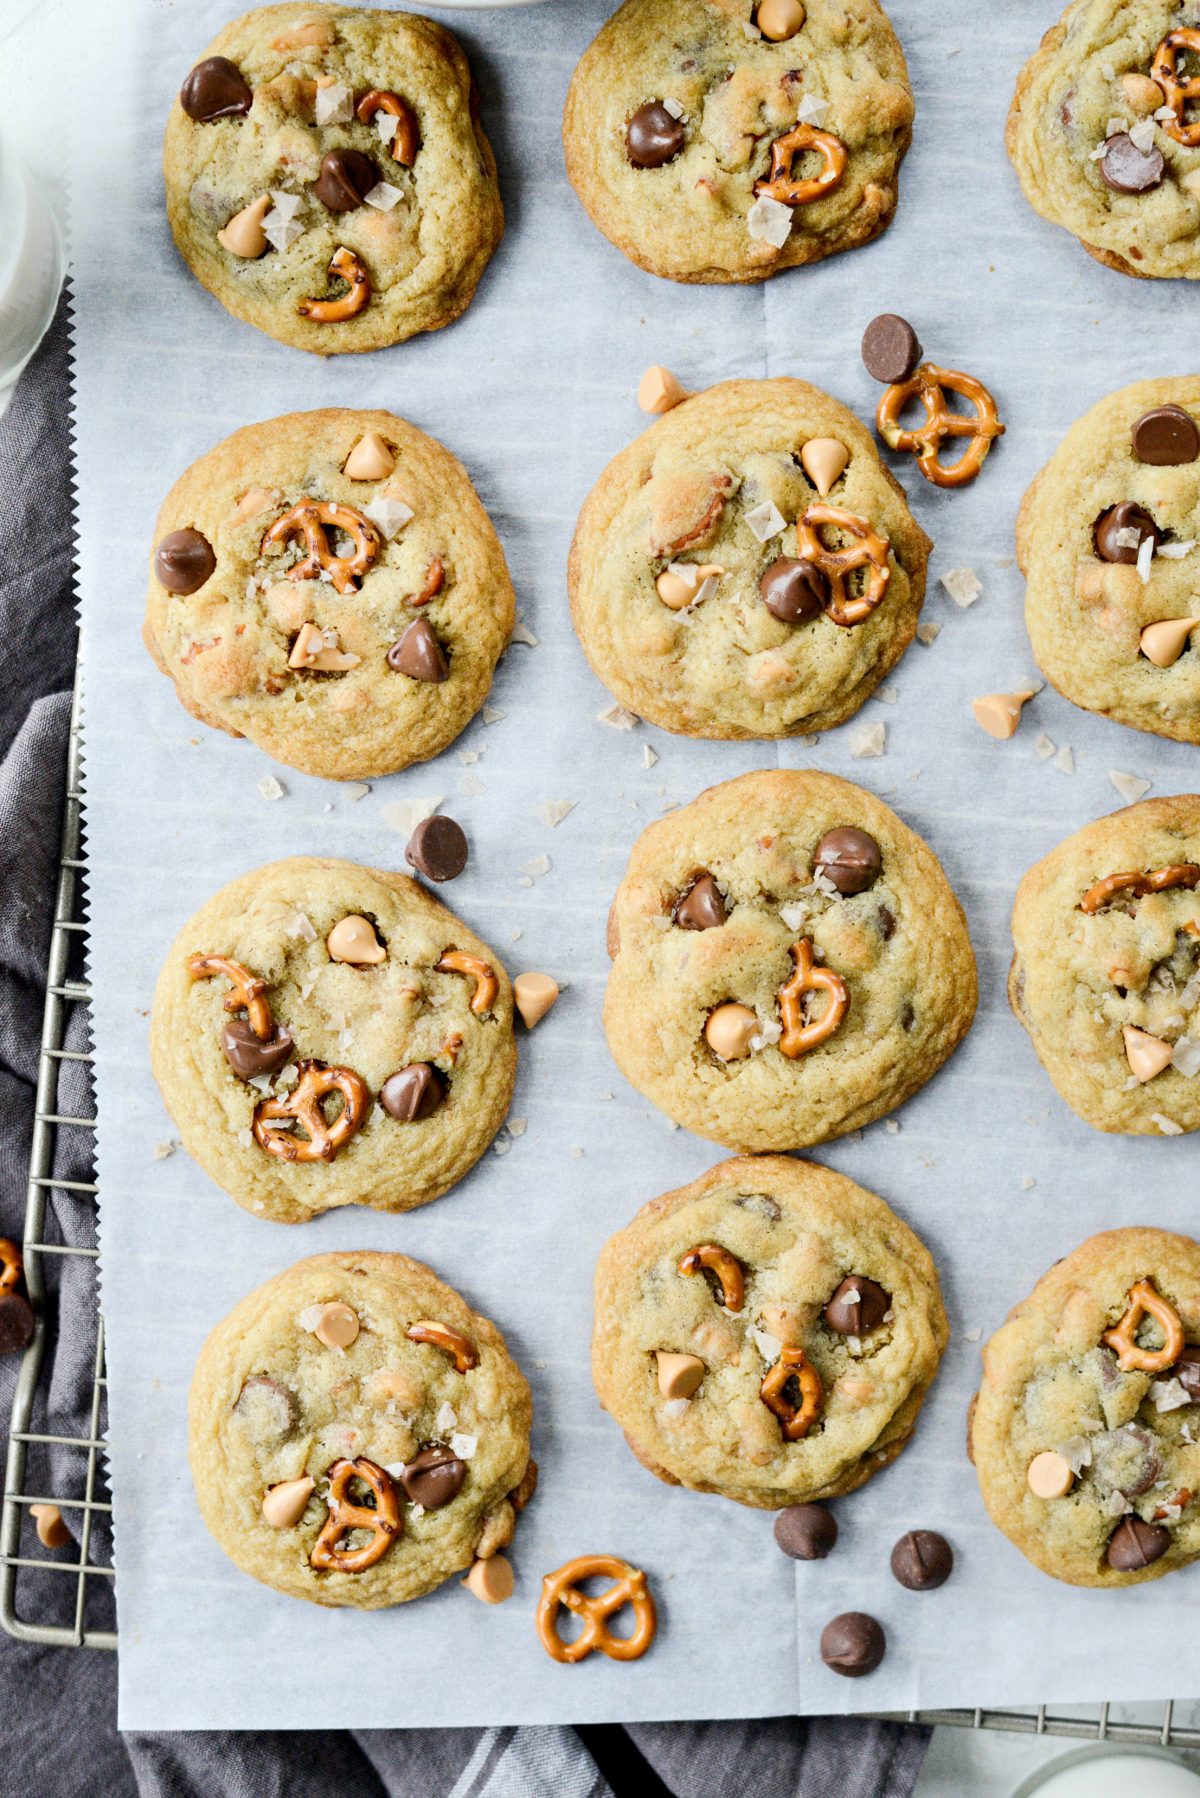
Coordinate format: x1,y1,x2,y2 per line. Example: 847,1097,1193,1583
861,313,922,385
1105,1515,1170,1571
0,1292,34,1354
1132,405,1200,467
814,827,882,896
759,557,828,623
155,528,216,595
824,1275,890,1335
1172,1345,1200,1401
401,1445,466,1509
222,1018,294,1081
388,618,449,681
626,102,685,169
380,1063,445,1121
890,1529,953,1590
674,873,727,930
820,1612,886,1677
1100,133,1164,193
775,1503,838,1560
314,148,378,213
180,56,253,122
233,1374,298,1441
1094,501,1160,565
406,815,468,883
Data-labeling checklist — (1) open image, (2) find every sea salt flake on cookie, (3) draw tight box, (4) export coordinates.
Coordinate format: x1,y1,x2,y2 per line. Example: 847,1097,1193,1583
746,196,794,249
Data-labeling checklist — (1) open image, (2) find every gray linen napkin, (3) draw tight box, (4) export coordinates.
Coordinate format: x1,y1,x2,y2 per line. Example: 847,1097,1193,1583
0,299,929,1797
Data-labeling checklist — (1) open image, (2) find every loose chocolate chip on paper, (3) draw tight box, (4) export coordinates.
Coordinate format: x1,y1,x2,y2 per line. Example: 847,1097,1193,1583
1093,501,1160,565
1100,133,1164,194
401,1446,466,1509
824,1274,891,1335
861,313,922,384
674,873,727,931
180,55,253,122
388,618,449,681
380,1063,446,1122
314,148,379,213
222,1018,294,1081
626,102,686,169
891,1529,953,1590
0,1292,34,1354
813,827,882,896
1105,1515,1170,1571
1132,405,1200,467
759,557,828,623
775,1503,838,1561
154,528,216,595
820,1612,886,1677
1173,1346,1200,1401
406,815,468,883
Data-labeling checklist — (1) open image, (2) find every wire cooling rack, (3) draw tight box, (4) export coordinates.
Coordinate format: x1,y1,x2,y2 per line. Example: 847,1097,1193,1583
1,675,1198,1743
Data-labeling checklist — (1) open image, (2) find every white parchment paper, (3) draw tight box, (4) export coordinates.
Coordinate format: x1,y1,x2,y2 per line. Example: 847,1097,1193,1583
67,0,1200,1730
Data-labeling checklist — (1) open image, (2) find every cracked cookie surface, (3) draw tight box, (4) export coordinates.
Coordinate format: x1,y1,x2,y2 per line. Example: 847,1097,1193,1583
1008,0,1200,280
593,1155,948,1508
569,379,930,739
1009,796,1200,1134
972,1229,1200,1586
1019,378,1200,743
603,769,976,1149
151,856,516,1222
563,0,913,283
164,3,502,351
189,1252,533,1606
143,407,514,781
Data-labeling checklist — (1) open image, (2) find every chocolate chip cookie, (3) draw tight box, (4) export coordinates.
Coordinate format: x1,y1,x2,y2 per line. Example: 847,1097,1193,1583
1010,795,1200,1135
150,856,516,1223
604,770,976,1149
562,0,914,283
164,3,502,351
189,1251,534,1606
143,407,514,781
971,1228,1200,1586
1019,378,1200,742
569,379,930,739
1008,1,1200,280
593,1155,948,1508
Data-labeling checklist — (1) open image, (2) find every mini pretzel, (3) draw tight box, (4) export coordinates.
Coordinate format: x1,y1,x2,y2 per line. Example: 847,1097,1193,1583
1079,866,1200,915
1101,1279,1185,1374
406,1319,478,1373
356,87,419,165
252,1059,370,1163
678,1243,745,1312
760,1346,824,1441
436,951,498,1017
0,1239,23,1297
793,505,891,627
297,246,372,323
261,498,380,595
309,1457,402,1573
755,124,847,206
187,953,274,1040
876,364,1004,489
407,558,445,607
536,1555,657,1664
778,939,849,1058
1151,30,1200,145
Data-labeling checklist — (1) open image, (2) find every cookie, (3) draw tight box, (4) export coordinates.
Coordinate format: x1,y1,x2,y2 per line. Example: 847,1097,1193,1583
971,1228,1200,1586
562,0,913,284
143,408,514,781
150,856,516,1222
164,3,502,352
189,1251,534,1607
593,1156,948,1508
1009,795,1200,1135
1018,378,1200,743
569,379,930,739
1007,0,1200,281
604,769,976,1149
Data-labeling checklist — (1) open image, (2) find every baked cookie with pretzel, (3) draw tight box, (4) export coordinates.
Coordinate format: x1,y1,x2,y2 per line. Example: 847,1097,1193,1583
1008,0,1200,280
593,1155,948,1508
1010,795,1200,1135
569,379,930,739
1019,378,1200,742
150,856,516,1222
603,770,976,1149
189,1251,534,1606
562,0,913,283
163,3,502,351
144,408,513,781
971,1229,1200,1585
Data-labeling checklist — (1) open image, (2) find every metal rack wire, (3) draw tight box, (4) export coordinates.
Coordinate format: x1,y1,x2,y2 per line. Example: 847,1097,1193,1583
0,677,1196,1744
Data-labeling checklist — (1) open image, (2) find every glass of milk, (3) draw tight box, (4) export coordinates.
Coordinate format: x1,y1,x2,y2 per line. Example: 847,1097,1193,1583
1013,1745,1200,1798
0,132,64,397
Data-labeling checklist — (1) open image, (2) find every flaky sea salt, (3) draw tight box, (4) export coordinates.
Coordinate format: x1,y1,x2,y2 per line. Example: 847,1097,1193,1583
1033,733,1056,760
521,855,551,880
364,182,403,212
850,721,886,758
537,799,576,828
482,705,506,725
434,1403,457,1436
642,744,658,768
458,772,485,796
314,82,353,125
362,495,413,540
1136,532,1155,584
1129,116,1157,152
296,1304,326,1333
1053,744,1074,775
449,1432,478,1460
940,568,981,607
916,620,942,645
796,92,830,126
1157,539,1198,559
660,1398,690,1420
597,702,638,730
746,195,793,250
509,614,539,647
152,1140,176,1161
779,902,812,931
1020,1175,1036,1191
1172,1037,1200,1077
744,500,786,542
662,96,686,120
381,794,442,835
258,774,285,801
1110,770,1151,803
344,783,370,801
751,1327,782,1362
1149,1377,1192,1412
1152,1112,1184,1136
285,909,317,942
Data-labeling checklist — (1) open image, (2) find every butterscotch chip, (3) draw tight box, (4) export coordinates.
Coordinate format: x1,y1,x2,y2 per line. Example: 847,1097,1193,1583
216,194,270,258
798,437,850,497
463,1553,514,1603
704,1003,758,1062
261,1475,316,1527
655,1350,705,1399
638,366,689,414
327,915,386,965
971,690,1036,740
513,973,559,1029
1140,618,1196,668
30,1504,72,1550
313,1301,360,1349
343,431,396,481
1123,1025,1173,1084
1026,1450,1074,1499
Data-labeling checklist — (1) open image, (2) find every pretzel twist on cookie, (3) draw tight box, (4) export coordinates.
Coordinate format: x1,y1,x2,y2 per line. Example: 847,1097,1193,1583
406,1320,478,1373
793,505,890,627
261,498,381,595
297,246,372,323
1101,1280,1185,1374
536,1555,657,1663
0,1238,23,1297
187,954,274,1039
309,1457,402,1573
755,124,847,206
435,951,499,1017
876,364,1004,488
760,1346,824,1440
778,939,849,1058
356,88,420,165
252,1059,370,1163
677,1243,745,1313
1079,866,1200,915
1151,30,1200,145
